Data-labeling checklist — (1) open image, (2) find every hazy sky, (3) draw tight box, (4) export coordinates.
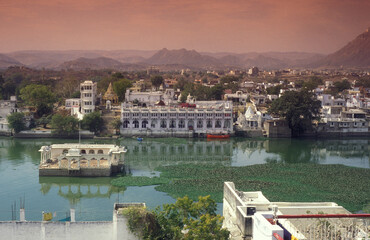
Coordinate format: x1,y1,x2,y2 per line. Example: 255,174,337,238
0,0,369,54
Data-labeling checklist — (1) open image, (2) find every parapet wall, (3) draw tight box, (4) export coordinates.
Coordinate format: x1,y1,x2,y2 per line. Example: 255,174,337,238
39,168,112,177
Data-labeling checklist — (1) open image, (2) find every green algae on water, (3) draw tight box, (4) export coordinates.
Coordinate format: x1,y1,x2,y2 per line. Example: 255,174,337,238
112,163,370,213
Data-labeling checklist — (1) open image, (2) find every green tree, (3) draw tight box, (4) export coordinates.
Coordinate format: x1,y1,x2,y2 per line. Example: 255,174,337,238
36,114,52,128
302,76,323,91
7,112,26,133
122,195,229,239
19,84,56,115
151,75,164,90
268,90,321,136
220,75,239,85
113,79,132,102
266,85,282,95
210,84,224,100
333,80,351,92
50,114,79,136
155,196,228,239
81,111,104,134
355,77,370,88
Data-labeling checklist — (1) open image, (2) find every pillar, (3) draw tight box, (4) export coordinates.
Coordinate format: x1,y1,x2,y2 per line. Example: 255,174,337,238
20,208,25,222
70,209,75,222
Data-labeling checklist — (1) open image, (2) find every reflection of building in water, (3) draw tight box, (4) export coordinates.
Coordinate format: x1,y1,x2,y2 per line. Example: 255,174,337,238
124,140,233,168
321,139,369,158
234,140,266,156
39,178,122,204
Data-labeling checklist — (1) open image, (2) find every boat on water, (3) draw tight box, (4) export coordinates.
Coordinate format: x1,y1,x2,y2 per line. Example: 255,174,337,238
39,143,127,177
207,134,230,139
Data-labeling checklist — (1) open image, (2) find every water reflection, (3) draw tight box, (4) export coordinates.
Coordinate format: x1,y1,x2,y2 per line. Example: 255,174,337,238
122,139,234,174
39,177,124,205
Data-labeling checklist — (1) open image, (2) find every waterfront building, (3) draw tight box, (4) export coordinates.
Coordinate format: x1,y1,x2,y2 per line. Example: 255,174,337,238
120,101,233,137
39,144,127,177
318,108,369,136
80,80,97,115
0,96,29,136
0,98,18,136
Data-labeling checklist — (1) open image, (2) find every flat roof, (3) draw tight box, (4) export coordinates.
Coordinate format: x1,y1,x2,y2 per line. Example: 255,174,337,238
51,144,118,149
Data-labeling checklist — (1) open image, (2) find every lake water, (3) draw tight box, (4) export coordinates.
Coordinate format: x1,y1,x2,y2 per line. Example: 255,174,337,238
0,137,368,221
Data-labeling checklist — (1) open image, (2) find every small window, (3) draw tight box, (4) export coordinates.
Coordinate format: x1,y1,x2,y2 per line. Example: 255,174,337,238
98,150,103,154
80,150,86,154
63,149,68,154
89,150,95,154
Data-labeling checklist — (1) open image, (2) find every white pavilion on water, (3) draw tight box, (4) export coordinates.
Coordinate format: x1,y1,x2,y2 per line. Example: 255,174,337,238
39,144,127,177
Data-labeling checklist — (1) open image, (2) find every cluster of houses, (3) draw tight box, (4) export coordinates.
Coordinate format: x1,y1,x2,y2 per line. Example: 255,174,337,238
1,74,369,138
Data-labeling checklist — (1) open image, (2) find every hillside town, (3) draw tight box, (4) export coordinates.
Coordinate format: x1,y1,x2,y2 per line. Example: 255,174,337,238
1,66,369,139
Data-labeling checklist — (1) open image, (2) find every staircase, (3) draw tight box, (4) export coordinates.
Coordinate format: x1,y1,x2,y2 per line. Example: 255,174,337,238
101,109,119,136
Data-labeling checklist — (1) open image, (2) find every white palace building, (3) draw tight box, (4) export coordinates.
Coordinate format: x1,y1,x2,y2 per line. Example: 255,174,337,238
120,101,234,137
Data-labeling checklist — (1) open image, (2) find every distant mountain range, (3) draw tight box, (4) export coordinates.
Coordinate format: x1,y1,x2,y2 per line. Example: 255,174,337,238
1,28,369,70
314,27,370,68
0,53,23,69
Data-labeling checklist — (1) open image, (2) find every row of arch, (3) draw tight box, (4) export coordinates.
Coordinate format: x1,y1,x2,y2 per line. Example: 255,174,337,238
62,149,104,154
61,157,107,161
122,119,231,129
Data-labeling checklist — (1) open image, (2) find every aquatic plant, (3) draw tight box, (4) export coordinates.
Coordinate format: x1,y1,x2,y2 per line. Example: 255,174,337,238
111,176,169,187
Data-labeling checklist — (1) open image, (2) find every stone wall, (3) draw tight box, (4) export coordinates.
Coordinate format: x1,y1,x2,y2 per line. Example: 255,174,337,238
39,168,112,177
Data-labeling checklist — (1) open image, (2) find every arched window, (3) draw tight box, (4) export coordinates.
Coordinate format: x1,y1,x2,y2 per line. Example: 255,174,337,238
89,150,95,154
224,120,231,128
170,120,176,128
133,119,139,128
197,120,203,128
142,119,148,128
160,120,167,128
207,120,213,128
178,119,185,128
80,150,86,154
215,120,221,128
123,120,129,128
63,149,68,154
188,120,194,129
100,158,105,160
98,150,103,154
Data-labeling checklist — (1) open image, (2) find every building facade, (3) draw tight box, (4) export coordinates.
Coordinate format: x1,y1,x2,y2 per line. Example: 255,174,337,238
80,81,97,115
120,101,233,137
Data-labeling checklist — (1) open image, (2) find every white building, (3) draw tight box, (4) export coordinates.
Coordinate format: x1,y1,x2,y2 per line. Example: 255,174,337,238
80,81,97,115
224,91,250,105
120,101,233,137
0,97,19,136
124,89,176,107
222,182,366,240
319,109,369,135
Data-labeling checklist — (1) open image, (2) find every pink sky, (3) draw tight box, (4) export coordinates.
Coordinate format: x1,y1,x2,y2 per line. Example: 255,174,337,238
0,0,369,54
